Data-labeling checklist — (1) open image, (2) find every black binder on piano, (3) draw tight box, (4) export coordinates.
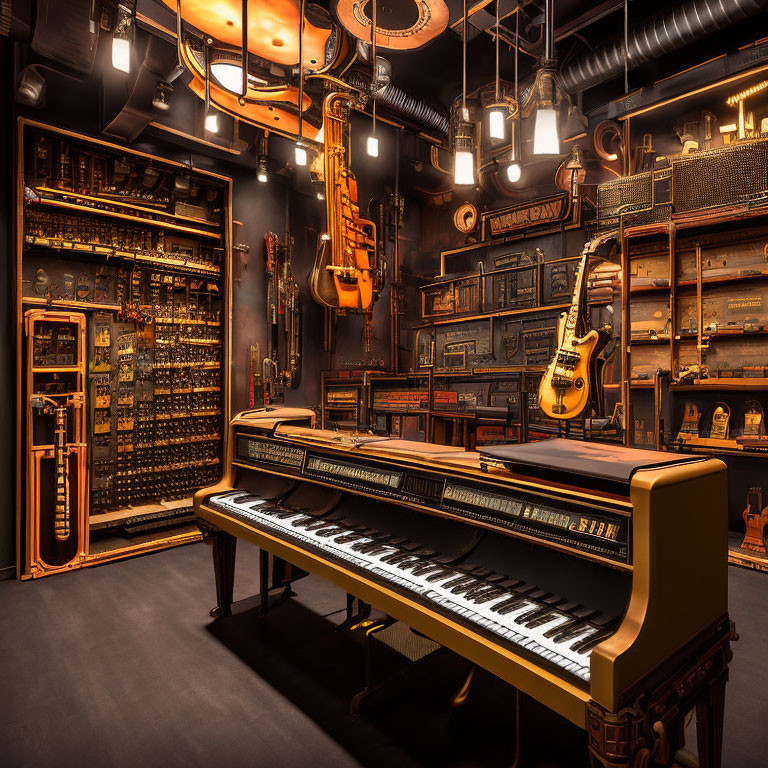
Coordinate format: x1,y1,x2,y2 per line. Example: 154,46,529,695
479,438,703,495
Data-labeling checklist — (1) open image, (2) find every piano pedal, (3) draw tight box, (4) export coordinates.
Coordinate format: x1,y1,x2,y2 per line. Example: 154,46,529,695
336,597,371,632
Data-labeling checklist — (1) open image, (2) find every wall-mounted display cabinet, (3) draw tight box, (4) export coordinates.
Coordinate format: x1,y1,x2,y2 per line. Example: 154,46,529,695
15,119,232,578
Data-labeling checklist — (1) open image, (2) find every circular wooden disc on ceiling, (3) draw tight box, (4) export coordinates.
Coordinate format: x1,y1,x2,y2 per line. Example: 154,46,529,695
333,0,448,50
161,0,333,70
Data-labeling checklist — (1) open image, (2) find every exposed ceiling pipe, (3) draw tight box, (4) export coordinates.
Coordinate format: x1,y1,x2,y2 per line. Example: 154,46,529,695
346,71,450,136
560,0,768,94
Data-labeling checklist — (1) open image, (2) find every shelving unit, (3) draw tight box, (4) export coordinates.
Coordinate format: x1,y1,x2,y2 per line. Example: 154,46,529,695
15,118,232,578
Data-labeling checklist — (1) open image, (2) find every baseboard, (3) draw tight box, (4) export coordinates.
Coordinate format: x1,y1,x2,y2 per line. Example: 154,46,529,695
0,564,16,581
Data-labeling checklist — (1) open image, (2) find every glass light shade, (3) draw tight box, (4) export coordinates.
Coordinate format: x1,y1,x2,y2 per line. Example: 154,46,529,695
488,108,506,140
294,143,308,166
211,62,244,94
454,149,475,186
112,36,131,74
204,111,219,133
321,233,331,241
257,170,268,183
506,161,522,183
366,135,379,157
317,192,325,200
533,108,560,155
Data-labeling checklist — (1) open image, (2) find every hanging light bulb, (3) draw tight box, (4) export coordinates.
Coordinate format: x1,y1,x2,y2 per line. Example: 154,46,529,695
506,118,522,183
533,1,560,155
211,62,245,94
366,0,379,158
533,107,559,155
112,4,133,73
506,161,522,183
202,39,219,134
488,108,506,141
486,0,506,141
295,0,307,169
205,110,219,133
454,123,475,186
257,156,268,183
454,0,474,186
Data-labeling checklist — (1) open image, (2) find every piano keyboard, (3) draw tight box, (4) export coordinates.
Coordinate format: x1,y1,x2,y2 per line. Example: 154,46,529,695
208,490,621,684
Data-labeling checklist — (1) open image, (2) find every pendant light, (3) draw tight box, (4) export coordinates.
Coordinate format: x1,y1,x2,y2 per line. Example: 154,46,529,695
454,0,475,186
506,4,522,182
486,0,505,141
203,38,220,133
366,0,379,158
112,3,133,73
295,0,308,166
533,0,560,155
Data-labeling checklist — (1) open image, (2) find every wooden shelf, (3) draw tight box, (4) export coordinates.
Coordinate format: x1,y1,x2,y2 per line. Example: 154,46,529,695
31,197,222,240
25,235,221,276
23,296,120,312
671,378,768,390
35,186,220,228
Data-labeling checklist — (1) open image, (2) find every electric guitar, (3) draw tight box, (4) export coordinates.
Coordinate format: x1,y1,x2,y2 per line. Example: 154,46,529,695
539,241,607,421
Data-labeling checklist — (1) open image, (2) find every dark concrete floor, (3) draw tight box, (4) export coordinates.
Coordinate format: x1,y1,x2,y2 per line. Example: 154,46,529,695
0,541,765,768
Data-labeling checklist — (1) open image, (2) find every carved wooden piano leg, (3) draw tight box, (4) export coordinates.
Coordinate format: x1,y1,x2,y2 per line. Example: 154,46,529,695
209,530,237,619
695,669,727,768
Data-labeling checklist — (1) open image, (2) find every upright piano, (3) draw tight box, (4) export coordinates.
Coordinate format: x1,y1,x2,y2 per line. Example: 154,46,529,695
194,407,731,768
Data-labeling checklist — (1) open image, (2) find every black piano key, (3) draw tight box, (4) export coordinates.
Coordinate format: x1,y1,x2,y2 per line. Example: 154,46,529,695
510,583,536,596
290,516,315,528
468,587,508,604
450,578,484,595
304,519,335,531
425,568,457,583
541,595,568,607
525,611,560,629
590,612,620,628
492,597,529,615
314,526,347,538
555,601,582,615
514,607,551,625
550,622,590,643
572,629,613,654
543,618,580,639
441,574,478,590
525,589,552,602
333,532,370,544
572,607,600,622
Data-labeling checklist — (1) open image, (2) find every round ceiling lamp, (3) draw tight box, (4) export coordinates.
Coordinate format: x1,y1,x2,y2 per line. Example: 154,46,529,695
333,0,448,51
160,0,336,71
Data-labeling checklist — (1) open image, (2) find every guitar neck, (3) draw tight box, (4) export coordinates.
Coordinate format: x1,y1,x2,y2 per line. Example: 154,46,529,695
54,406,70,541
563,247,590,341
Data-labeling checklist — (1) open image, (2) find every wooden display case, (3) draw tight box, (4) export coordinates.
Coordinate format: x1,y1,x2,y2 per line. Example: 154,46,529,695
15,119,233,578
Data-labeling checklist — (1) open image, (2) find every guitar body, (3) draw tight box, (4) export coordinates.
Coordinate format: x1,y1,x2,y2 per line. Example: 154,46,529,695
310,237,338,308
538,237,615,421
539,320,601,420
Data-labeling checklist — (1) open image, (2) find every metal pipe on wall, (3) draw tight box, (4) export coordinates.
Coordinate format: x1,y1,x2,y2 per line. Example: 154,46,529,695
560,0,767,94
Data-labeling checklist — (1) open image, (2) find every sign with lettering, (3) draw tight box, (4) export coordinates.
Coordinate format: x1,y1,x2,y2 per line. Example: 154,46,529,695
482,195,573,238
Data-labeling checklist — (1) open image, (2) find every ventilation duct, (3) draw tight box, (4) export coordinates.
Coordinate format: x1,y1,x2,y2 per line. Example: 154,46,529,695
346,71,450,136
560,0,767,94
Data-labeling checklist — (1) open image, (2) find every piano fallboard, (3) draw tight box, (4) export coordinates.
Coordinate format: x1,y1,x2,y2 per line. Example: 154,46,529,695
234,432,632,568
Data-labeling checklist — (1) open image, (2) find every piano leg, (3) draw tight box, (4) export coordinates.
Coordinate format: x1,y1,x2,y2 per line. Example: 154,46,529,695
259,549,270,616
695,668,727,768
208,529,237,619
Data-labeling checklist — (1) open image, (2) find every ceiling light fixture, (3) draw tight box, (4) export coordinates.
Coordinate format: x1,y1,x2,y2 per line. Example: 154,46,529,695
257,155,268,183
533,0,560,155
112,3,133,74
367,0,379,158
506,4,521,182
454,0,475,186
203,38,219,134
295,0,308,166
486,0,506,141
152,80,173,110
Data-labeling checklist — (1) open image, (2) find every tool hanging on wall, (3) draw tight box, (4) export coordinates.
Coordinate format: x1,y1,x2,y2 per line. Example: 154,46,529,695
310,91,382,353
248,343,263,409
264,230,302,404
